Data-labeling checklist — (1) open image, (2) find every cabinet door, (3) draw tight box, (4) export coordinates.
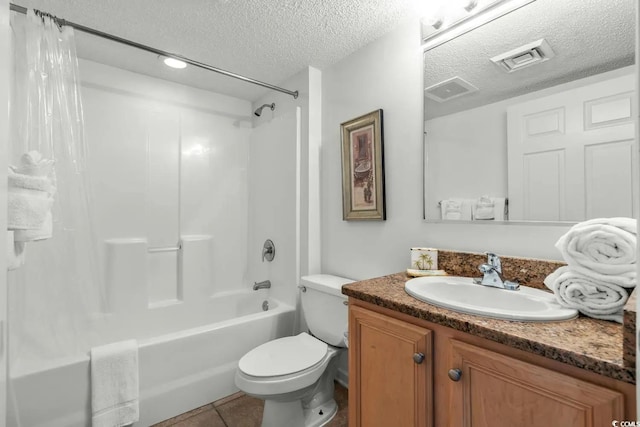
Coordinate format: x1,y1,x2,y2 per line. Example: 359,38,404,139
446,340,624,427
349,305,433,427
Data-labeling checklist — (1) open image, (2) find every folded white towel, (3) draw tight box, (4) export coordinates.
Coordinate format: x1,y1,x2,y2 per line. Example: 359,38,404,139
471,196,507,221
440,199,472,220
555,217,637,279
7,151,56,235
7,191,53,230
91,340,140,427
544,266,629,323
7,231,26,271
441,199,462,220
14,211,52,242
473,196,495,220
8,168,55,194
13,150,55,177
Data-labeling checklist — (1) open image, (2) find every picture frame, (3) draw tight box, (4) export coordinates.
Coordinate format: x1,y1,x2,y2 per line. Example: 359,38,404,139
340,109,385,220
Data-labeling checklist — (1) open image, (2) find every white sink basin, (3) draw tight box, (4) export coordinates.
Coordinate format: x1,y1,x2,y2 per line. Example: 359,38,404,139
405,276,578,322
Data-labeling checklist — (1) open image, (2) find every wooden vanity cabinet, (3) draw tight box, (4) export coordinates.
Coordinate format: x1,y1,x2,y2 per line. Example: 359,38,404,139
348,305,433,427
447,339,624,427
348,301,634,427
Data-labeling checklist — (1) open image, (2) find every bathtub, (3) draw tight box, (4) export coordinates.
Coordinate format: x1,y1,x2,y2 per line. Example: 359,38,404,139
8,292,296,427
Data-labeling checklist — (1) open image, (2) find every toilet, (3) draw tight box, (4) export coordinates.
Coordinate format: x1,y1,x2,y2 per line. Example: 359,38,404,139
235,274,354,427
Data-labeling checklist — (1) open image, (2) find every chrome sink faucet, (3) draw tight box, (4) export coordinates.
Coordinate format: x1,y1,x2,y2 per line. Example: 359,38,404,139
473,252,520,291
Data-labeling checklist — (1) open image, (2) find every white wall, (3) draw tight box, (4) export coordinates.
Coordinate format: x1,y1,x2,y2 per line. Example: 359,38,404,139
321,18,569,281
0,1,9,423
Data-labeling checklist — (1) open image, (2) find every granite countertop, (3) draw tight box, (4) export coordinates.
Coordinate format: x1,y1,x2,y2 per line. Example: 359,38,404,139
342,272,635,384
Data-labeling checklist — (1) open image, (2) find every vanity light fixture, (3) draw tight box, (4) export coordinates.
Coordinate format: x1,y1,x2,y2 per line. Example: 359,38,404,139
160,56,187,69
421,0,536,51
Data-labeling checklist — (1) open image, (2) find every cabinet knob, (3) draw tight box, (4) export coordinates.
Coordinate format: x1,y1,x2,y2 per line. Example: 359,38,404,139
448,368,462,382
413,352,425,364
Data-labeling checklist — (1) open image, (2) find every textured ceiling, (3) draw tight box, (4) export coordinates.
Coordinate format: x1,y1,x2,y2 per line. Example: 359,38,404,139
12,0,421,101
424,0,635,119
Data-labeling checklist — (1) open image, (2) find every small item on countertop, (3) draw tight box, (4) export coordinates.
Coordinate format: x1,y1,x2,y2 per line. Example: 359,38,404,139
406,268,448,277
411,247,438,271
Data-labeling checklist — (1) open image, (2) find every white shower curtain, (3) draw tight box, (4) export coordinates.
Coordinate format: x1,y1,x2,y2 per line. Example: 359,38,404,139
9,10,104,371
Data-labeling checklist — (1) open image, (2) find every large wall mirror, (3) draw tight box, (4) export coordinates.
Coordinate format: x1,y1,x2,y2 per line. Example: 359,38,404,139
423,0,637,224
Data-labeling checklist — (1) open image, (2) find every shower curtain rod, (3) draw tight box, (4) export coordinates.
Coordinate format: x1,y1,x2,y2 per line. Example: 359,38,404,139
9,3,300,99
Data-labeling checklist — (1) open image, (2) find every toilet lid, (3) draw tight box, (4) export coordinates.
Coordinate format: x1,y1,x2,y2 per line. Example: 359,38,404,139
238,332,328,377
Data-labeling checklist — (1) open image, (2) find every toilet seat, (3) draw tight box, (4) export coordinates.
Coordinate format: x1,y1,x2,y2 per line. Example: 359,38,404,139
238,332,328,377
235,332,340,397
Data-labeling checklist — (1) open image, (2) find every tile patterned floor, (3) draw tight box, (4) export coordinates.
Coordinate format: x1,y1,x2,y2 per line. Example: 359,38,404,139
152,382,348,427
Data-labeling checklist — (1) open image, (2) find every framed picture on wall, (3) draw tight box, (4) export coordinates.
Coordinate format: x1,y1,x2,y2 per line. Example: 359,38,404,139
340,109,385,220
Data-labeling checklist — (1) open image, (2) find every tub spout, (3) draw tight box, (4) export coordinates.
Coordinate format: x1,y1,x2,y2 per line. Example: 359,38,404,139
253,280,271,290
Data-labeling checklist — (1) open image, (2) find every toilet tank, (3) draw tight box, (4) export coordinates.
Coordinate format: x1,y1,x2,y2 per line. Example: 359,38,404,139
300,274,354,347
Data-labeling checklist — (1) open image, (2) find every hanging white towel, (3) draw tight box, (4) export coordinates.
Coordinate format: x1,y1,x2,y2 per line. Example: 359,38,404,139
544,266,629,323
555,217,637,278
91,340,140,427
7,231,26,271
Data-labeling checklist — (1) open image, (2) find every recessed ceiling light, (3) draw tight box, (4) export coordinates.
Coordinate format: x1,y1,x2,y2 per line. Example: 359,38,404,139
161,56,187,69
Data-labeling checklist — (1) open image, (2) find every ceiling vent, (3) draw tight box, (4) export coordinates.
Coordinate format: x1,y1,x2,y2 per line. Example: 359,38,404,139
490,39,555,73
424,76,478,103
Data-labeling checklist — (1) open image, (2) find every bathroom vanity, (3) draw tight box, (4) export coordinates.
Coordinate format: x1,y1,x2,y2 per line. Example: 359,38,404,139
343,272,636,427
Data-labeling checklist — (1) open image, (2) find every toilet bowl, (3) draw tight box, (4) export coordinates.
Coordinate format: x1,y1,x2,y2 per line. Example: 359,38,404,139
234,274,354,427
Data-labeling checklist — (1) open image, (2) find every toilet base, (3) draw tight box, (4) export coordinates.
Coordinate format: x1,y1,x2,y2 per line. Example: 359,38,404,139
261,398,337,427
259,351,342,427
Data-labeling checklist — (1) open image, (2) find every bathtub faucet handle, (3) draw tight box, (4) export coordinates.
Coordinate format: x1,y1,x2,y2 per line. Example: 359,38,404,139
262,239,275,262
253,280,271,291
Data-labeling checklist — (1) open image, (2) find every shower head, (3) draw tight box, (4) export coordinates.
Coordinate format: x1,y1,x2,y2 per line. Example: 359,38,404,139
254,103,275,117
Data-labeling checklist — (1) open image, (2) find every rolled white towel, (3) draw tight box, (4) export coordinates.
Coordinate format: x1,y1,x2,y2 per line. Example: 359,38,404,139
544,266,629,323
555,217,636,278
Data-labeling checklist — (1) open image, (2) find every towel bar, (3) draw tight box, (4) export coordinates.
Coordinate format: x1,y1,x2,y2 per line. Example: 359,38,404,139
147,245,181,253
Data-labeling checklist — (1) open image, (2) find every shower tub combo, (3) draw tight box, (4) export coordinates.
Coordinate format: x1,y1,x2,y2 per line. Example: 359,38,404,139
9,291,295,427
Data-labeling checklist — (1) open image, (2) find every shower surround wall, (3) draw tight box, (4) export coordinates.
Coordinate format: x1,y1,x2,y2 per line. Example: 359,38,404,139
84,58,252,345
8,58,301,425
